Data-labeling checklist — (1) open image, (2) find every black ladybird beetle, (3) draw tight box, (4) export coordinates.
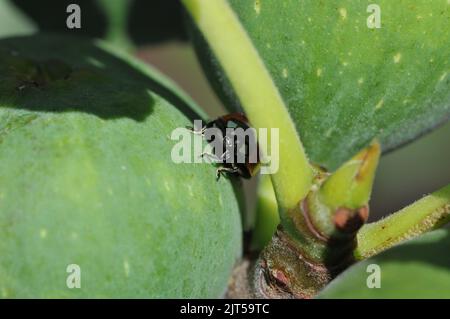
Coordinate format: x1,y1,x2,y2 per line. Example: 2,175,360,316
188,113,260,180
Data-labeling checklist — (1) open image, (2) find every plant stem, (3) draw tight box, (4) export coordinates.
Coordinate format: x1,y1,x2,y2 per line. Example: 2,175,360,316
182,0,314,225
356,184,450,260
252,174,279,251
253,144,381,298
319,142,381,211
182,0,392,298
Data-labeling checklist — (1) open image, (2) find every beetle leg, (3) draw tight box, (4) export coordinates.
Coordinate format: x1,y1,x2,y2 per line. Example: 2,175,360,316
220,150,230,160
223,135,233,148
216,166,240,181
186,125,206,135
200,151,221,163
200,148,230,162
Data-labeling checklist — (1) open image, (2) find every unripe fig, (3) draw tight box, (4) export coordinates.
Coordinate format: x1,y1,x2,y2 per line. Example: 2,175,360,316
0,35,241,298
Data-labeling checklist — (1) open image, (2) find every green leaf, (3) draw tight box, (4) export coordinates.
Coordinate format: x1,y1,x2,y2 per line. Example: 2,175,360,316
318,229,450,298
0,0,36,38
187,0,450,171
0,34,241,298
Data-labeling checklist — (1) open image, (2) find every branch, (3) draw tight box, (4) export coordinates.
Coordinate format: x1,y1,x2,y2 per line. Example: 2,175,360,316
355,184,450,260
